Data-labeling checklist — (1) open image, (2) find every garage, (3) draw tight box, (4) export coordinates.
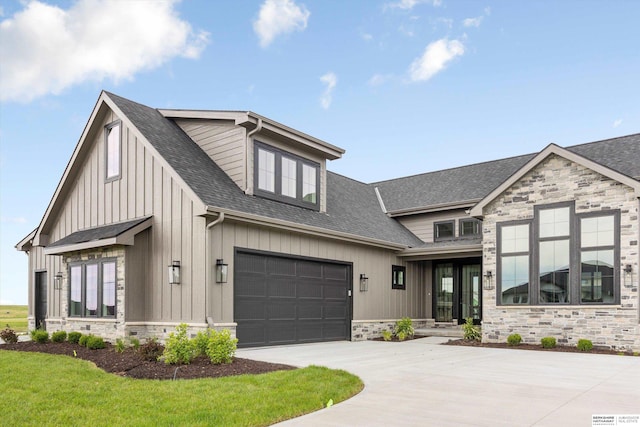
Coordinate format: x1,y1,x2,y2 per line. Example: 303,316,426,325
234,250,352,347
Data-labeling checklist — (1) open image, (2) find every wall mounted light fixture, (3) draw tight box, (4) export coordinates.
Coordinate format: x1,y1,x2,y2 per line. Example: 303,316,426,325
624,264,633,288
216,259,228,284
483,270,494,290
359,274,369,292
54,272,63,290
168,261,181,285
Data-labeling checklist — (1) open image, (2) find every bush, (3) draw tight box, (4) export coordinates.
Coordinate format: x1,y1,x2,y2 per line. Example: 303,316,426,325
67,332,82,344
115,338,127,353
51,331,67,343
0,325,18,344
78,334,89,347
462,318,481,341
162,323,195,365
507,333,522,346
193,329,213,356
577,339,593,352
394,317,414,340
138,337,164,362
129,337,140,350
206,329,238,364
381,330,392,341
541,336,556,349
30,329,49,344
85,335,106,350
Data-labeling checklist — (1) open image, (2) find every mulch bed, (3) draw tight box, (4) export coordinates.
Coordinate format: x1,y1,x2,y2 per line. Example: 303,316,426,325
370,335,429,342
0,341,296,380
444,339,639,356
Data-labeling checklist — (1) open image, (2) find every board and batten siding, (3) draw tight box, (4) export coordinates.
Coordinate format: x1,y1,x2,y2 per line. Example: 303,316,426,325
207,220,427,323
35,108,208,325
397,209,471,243
174,119,247,191
26,246,63,324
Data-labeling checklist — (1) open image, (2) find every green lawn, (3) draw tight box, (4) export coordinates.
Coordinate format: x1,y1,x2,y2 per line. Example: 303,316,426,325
0,350,363,426
0,305,28,333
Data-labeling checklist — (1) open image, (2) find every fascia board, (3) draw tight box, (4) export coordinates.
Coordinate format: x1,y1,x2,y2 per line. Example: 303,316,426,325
387,199,481,217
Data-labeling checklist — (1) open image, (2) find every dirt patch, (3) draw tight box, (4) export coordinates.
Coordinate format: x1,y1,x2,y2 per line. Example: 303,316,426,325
444,339,639,356
0,341,296,380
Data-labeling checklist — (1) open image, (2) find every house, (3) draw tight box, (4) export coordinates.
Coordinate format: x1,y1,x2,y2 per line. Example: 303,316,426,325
16,91,640,351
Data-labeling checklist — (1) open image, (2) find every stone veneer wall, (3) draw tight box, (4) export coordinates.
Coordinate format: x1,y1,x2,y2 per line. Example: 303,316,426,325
352,319,431,340
481,154,640,351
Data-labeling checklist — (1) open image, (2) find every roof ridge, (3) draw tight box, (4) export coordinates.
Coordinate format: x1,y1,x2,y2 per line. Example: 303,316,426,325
565,132,640,149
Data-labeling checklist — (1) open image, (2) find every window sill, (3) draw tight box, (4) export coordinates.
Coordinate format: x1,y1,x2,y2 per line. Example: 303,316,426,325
495,304,623,309
65,317,117,322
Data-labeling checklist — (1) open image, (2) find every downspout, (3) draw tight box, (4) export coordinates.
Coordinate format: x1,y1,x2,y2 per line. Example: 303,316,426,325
205,211,225,327
245,117,262,194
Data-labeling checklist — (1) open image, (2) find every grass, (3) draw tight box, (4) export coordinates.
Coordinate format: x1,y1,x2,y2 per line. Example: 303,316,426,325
0,351,363,426
0,305,28,333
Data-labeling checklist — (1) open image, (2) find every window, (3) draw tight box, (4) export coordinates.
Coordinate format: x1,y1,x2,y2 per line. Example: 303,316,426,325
434,221,454,241
254,142,320,209
68,259,117,318
105,121,121,180
497,202,619,306
392,265,406,290
460,218,481,237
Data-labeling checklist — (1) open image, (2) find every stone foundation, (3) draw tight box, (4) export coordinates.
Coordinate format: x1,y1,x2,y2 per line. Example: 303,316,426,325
352,318,431,341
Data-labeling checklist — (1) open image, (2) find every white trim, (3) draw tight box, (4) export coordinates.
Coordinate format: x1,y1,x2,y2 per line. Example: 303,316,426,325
352,318,430,324
388,200,481,217
125,321,209,327
374,187,387,214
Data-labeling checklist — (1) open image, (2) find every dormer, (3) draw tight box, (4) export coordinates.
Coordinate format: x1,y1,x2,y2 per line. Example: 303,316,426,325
159,109,344,212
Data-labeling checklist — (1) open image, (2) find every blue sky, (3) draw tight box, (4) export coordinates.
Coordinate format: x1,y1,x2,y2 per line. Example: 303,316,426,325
1,0,639,305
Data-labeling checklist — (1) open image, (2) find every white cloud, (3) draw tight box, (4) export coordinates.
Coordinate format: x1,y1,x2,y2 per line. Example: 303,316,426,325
0,0,209,103
484,7,491,16
613,119,623,128
0,216,27,224
368,74,392,86
254,0,310,48
361,32,373,42
463,16,483,27
409,38,465,82
320,72,337,109
386,0,441,10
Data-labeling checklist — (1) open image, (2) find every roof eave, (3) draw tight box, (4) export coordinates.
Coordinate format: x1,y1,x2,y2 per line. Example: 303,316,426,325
15,228,37,252
387,199,482,217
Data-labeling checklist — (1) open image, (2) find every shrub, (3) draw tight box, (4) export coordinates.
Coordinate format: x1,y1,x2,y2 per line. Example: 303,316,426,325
129,337,140,350
31,329,49,344
51,331,67,343
115,338,127,353
507,333,522,346
85,335,106,350
162,323,195,365
138,337,164,362
541,336,556,349
577,339,593,352
206,329,238,364
394,317,414,340
0,325,18,344
67,332,82,344
193,329,213,356
381,330,392,341
462,318,481,341
78,334,89,347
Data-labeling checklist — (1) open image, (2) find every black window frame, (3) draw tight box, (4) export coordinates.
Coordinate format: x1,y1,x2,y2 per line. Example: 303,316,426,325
254,141,320,211
392,265,406,290
434,220,455,241
105,120,122,182
459,218,482,238
496,201,621,306
68,258,117,319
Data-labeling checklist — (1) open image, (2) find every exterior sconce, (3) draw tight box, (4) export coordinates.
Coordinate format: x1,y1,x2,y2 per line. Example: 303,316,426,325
483,270,494,290
359,274,369,292
54,272,63,290
624,264,633,288
168,261,181,285
216,259,228,284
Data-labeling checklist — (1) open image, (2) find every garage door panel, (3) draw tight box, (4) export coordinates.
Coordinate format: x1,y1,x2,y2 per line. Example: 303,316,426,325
235,252,350,347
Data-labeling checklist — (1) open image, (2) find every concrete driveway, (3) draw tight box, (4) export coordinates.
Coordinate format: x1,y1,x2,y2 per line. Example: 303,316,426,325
237,337,640,426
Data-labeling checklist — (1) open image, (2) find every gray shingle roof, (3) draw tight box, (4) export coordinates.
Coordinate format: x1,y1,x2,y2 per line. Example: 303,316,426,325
374,133,640,213
107,92,423,247
48,217,150,248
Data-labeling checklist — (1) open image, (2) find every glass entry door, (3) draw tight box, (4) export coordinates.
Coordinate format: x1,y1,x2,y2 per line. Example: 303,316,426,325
434,260,482,324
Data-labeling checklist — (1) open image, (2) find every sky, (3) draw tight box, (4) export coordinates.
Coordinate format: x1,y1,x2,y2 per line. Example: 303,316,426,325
1,0,639,305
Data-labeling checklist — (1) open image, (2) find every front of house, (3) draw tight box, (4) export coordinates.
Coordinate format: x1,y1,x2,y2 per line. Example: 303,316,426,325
16,91,640,351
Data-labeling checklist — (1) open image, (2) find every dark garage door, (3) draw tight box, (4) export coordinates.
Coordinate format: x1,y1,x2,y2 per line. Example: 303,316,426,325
234,251,351,347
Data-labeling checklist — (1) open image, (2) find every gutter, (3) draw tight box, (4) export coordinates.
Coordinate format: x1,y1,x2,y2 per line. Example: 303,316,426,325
244,117,262,194
205,211,225,328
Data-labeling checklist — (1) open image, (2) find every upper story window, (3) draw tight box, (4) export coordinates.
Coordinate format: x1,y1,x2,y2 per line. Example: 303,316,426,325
69,259,117,318
434,221,455,241
497,202,620,306
392,265,406,290
254,142,320,210
460,218,481,237
105,121,121,181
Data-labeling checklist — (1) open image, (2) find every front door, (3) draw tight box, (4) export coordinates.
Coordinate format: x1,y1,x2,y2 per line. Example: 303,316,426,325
434,259,481,324
35,271,47,329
